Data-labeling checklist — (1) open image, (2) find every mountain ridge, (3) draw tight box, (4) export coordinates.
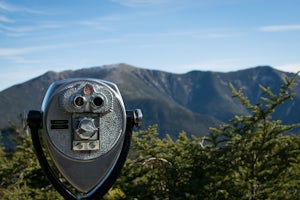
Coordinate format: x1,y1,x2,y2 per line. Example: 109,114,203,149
0,64,299,137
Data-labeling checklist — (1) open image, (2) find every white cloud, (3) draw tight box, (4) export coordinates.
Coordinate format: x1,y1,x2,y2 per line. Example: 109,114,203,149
0,1,17,11
0,47,32,56
79,21,113,31
0,38,125,57
0,22,65,37
274,64,300,73
0,1,45,14
0,24,35,33
109,0,171,7
0,1,51,37
259,24,300,32
78,14,127,31
170,59,246,73
0,15,13,23
127,29,240,39
0,45,59,57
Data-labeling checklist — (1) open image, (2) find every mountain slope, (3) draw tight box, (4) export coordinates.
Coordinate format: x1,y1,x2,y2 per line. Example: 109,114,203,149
0,64,299,137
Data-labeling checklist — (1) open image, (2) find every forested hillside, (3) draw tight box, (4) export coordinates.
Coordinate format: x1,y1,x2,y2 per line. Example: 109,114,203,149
0,72,299,199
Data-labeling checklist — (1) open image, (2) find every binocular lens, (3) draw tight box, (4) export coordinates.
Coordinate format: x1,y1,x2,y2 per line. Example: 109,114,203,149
92,96,104,107
74,96,85,107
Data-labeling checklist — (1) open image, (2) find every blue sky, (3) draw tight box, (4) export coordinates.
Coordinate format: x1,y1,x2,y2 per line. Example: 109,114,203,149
0,0,300,91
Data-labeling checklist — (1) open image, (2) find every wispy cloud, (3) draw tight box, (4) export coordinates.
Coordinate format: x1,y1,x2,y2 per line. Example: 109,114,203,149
0,38,125,57
109,0,171,7
79,21,113,31
0,24,36,33
0,22,65,37
0,15,13,22
259,24,300,32
127,29,241,39
0,46,54,56
3,55,49,65
78,14,132,31
0,1,46,14
0,1,50,37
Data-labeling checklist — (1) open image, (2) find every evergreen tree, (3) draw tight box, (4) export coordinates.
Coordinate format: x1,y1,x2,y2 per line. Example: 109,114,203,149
110,125,207,200
108,72,300,200
205,73,300,199
0,126,62,199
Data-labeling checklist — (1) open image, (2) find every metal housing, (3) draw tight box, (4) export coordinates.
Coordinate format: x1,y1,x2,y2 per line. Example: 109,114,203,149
41,78,127,193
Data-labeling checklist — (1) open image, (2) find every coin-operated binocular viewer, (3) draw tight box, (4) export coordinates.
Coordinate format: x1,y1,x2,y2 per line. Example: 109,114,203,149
27,78,142,199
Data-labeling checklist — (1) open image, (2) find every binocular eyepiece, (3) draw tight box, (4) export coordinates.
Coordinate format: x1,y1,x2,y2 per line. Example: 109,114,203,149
27,78,142,199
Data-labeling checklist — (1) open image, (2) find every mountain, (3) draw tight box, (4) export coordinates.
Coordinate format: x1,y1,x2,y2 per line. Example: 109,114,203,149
0,64,299,138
